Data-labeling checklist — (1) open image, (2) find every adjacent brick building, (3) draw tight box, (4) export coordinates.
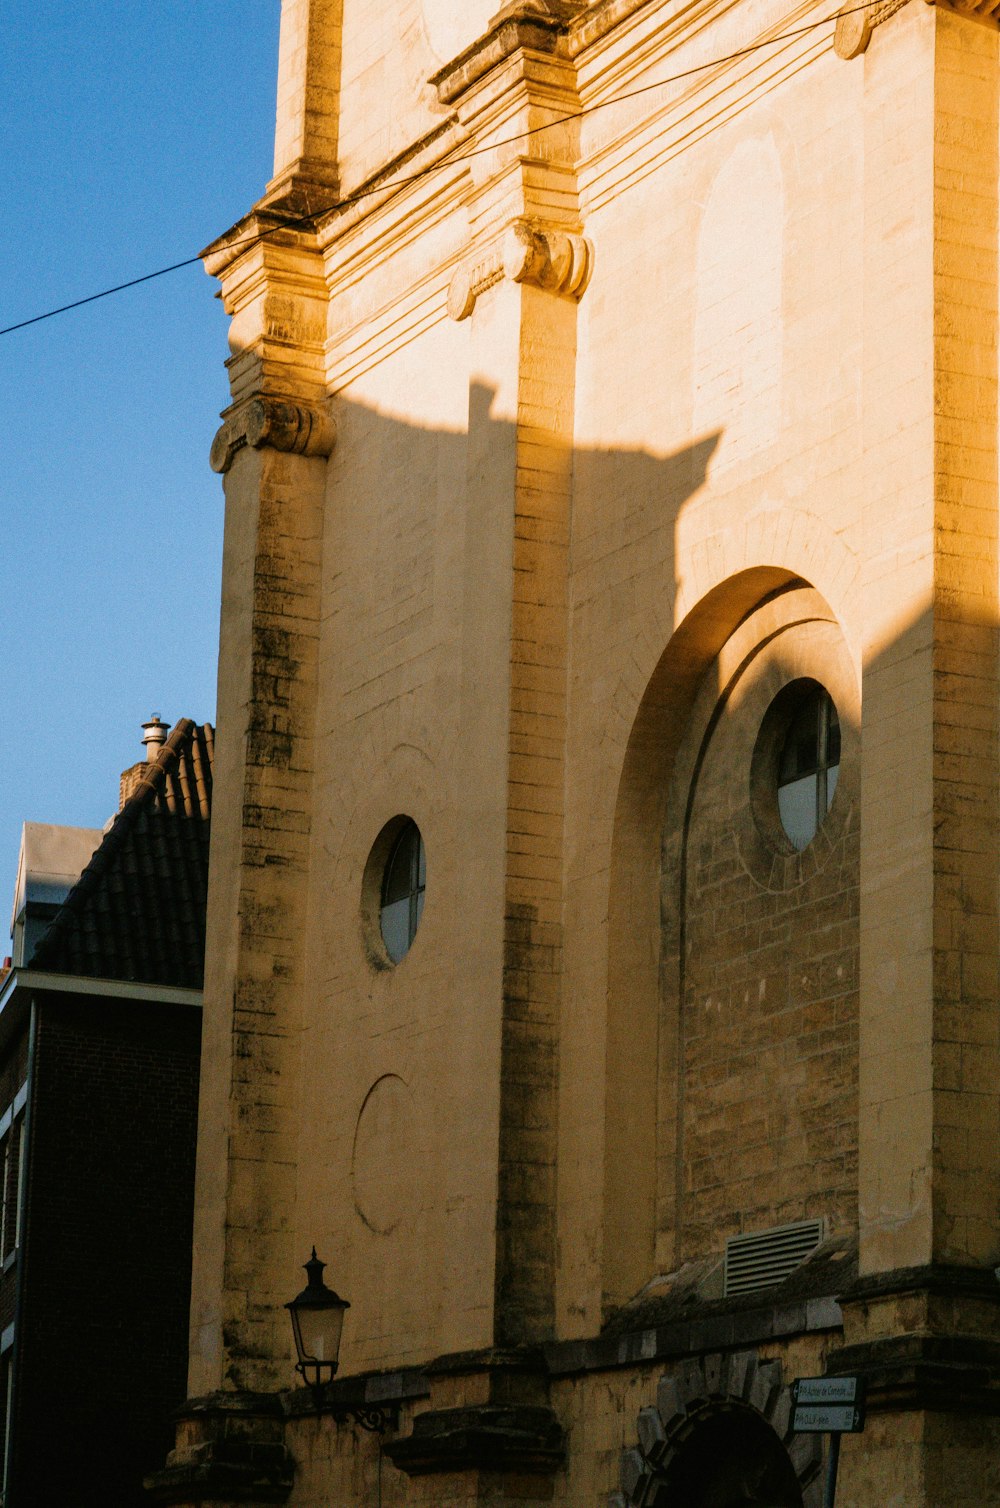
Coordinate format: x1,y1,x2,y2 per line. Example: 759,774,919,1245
154,0,1000,1504
0,719,211,1506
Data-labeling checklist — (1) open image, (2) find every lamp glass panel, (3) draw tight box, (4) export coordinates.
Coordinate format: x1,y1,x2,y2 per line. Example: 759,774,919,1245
296,1302,346,1365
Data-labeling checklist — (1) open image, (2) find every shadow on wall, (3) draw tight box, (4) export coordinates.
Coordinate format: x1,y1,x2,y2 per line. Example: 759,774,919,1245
313,384,724,1356
207,374,726,1384
206,370,997,1399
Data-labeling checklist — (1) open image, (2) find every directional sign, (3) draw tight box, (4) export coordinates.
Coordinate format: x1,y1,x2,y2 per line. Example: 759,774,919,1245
791,1403,864,1434
792,1377,862,1406
790,1376,866,1434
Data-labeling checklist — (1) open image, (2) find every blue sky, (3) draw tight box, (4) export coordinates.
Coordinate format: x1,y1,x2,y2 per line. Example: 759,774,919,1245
1,3,281,923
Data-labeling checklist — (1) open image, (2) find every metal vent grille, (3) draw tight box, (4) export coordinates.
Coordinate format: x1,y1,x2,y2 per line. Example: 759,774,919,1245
724,1219,824,1297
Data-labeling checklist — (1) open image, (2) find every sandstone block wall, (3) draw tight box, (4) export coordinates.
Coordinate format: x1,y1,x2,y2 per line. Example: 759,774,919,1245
188,0,1000,1501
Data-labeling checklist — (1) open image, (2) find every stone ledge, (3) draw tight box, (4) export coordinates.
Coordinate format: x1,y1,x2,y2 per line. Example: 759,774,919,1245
827,1334,1000,1416
831,1265,1000,1415
144,1391,293,1506
839,1263,1000,1306
424,1344,548,1377
145,1451,294,1506
282,1366,430,1419
383,1403,564,1476
546,1293,844,1378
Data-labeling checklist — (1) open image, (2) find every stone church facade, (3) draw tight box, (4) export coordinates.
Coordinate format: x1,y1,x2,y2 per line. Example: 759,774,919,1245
151,1,1000,1504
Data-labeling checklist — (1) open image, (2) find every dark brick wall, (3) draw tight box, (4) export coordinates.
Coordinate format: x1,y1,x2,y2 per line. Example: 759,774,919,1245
0,1034,28,1121
0,1028,30,1342
7,991,200,1507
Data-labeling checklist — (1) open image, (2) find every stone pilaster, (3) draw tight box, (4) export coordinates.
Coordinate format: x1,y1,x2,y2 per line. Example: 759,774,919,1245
437,4,588,1352
848,1,1000,1497
857,0,999,1287
267,0,341,209
185,214,332,1410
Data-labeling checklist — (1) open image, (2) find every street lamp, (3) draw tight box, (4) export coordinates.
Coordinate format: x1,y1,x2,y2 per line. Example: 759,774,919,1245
286,1248,350,1389
285,1249,395,1433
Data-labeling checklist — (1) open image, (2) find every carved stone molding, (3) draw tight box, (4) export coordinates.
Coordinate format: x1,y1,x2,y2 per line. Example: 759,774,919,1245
611,1350,823,1508
448,219,593,320
835,0,1000,59
210,397,336,474
447,247,506,320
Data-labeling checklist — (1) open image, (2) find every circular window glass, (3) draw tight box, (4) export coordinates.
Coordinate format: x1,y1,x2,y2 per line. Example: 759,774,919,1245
379,820,426,963
772,683,841,851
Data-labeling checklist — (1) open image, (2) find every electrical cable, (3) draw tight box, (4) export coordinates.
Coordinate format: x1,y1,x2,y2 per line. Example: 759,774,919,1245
0,1,869,339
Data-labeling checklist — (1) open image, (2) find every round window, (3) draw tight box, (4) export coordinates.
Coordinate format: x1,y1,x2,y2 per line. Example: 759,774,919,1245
379,820,426,963
754,680,841,852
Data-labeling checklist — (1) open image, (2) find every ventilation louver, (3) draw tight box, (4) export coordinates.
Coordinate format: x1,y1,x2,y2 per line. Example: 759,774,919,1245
723,1218,824,1297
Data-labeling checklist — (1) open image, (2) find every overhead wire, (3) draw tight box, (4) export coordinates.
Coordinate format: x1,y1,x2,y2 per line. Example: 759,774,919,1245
0,1,867,339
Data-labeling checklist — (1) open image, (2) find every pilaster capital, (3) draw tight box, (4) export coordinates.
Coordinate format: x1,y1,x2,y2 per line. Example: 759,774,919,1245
835,0,999,59
447,218,593,319
210,396,336,474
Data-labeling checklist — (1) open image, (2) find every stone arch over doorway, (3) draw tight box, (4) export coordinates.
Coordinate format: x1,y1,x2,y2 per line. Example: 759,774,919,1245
611,1350,822,1508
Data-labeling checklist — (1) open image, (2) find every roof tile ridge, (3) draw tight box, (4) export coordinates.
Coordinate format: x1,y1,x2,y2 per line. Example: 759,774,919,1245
28,717,198,967
133,718,197,810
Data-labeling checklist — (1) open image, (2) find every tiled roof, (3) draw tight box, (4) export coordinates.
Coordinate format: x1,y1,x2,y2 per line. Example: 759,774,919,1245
29,720,214,989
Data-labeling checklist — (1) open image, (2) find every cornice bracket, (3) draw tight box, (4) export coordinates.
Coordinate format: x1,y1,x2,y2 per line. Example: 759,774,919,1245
835,0,1000,60
210,397,336,475
448,219,593,321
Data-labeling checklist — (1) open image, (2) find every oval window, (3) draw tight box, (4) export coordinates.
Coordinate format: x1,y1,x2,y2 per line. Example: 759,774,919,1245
774,684,841,851
379,820,426,963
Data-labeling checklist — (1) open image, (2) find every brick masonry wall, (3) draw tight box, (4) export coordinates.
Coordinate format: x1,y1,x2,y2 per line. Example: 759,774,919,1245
0,1031,28,1117
664,609,860,1266
0,1027,30,1339
9,992,200,1508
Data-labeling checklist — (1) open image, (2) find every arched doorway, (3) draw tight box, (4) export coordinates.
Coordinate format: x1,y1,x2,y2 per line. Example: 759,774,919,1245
663,1405,803,1507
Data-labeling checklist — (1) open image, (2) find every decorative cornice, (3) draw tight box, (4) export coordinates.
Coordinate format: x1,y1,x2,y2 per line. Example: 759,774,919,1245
448,218,593,319
431,1,585,104
210,397,336,475
200,208,320,286
835,0,1000,60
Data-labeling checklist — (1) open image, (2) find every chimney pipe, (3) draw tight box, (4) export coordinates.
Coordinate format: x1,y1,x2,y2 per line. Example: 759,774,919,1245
141,714,169,761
